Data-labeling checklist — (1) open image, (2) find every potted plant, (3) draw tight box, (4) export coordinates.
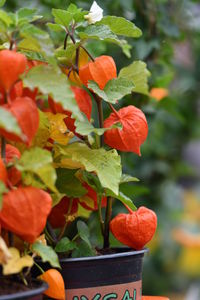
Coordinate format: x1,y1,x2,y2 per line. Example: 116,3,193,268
0,1,158,299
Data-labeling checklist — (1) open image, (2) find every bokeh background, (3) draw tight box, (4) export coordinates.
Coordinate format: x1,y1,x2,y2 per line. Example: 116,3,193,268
4,0,200,299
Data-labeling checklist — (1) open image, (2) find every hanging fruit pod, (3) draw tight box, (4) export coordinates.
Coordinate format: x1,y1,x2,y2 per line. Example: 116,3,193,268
79,55,117,90
104,105,148,156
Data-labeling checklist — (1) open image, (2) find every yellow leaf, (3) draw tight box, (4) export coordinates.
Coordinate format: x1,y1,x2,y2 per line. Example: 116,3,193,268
46,112,74,145
55,158,84,169
0,237,12,264
77,203,91,219
79,195,95,210
3,247,33,275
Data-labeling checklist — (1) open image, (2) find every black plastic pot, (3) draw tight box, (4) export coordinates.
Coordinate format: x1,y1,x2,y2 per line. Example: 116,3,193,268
0,279,48,300
60,248,147,300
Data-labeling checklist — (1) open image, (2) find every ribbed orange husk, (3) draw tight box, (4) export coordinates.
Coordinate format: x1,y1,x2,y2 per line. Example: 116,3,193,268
0,50,27,92
0,97,39,146
110,206,157,250
0,187,52,243
104,105,148,156
5,144,21,185
79,55,117,90
39,269,65,300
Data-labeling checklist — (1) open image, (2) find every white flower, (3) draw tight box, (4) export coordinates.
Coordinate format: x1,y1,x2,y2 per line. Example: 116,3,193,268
85,1,103,24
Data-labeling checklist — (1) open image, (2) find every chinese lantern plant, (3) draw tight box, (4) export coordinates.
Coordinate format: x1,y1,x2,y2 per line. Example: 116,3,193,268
0,1,158,299
0,4,68,300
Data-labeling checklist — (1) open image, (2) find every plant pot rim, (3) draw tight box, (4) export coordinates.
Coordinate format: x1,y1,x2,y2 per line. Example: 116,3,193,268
0,279,48,300
59,247,148,263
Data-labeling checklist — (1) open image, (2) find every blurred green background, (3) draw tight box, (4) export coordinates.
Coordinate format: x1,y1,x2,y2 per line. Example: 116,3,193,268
4,0,200,299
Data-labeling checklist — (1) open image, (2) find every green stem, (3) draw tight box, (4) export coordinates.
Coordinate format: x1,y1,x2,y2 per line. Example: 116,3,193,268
63,33,69,50
103,196,113,249
94,95,104,147
46,221,57,243
34,261,44,274
80,45,95,62
20,272,28,286
44,228,54,245
1,137,6,162
97,194,104,236
72,233,79,242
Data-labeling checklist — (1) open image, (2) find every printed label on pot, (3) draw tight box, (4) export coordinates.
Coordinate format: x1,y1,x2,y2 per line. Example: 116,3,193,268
66,280,142,300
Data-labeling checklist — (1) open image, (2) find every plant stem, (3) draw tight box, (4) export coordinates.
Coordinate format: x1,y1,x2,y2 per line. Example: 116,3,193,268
63,33,69,50
20,272,28,286
80,45,95,62
1,137,6,162
94,95,104,147
108,103,121,118
34,261,44,274
103,196,113,249
97,194,104,236
46,221,57,244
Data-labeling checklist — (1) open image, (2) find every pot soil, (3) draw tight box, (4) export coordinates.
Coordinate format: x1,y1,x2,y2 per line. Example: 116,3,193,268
0,278,48,300
60,248,147,300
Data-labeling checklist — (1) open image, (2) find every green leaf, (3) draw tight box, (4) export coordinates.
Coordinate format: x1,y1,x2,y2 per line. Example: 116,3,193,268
97,16,142,38
0,10,13,26
19,24,47,39
47,23,64,32
18,38,41,52
57,143,121,194
55,237,76,253
119,61,151,95
0,181,8,210
18,50,46,62
23,65,84,121
78,24,127,49
0,0,6,8
17,8,42,23
55,44,78,64
88,78,134,103
0,107,23,137
32,242,60,268
82,171,104,195
106,189,137,211
120,174,139,184
16,147,57,193
75,115,122,136
52,8,73,27
56,168,87,198
77,220,90,246
71,240,95,258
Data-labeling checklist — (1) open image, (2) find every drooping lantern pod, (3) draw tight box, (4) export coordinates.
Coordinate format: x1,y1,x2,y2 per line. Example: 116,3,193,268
0,187,52,243
48,86,92,134
0,50,27,93
79,55,117,90
104,105,148,156
110,206,157,250
0,97,39,146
